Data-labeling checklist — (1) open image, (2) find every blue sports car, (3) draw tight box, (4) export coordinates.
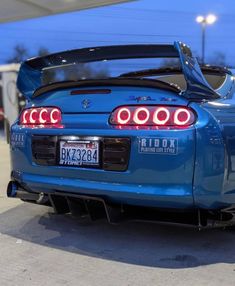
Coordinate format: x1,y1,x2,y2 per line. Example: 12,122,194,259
7,42,235,228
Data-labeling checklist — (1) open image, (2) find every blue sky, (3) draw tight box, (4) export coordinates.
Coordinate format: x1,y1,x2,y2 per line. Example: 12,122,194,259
0,0,234,65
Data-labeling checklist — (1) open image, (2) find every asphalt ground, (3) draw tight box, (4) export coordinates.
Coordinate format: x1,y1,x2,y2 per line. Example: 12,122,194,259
0,138,235,285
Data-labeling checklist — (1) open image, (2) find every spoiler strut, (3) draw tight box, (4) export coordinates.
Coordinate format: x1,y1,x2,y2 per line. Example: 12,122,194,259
174,42,219,99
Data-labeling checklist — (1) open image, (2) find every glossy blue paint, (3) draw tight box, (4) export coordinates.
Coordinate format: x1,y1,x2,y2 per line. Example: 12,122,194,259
10,44,235,211
174,41,219,99
10,88,196,208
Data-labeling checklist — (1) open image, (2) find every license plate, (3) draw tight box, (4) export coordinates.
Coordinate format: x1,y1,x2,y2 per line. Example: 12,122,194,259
59,140,99,166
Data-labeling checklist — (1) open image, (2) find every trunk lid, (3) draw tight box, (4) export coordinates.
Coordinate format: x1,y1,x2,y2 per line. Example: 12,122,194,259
32,85,189,113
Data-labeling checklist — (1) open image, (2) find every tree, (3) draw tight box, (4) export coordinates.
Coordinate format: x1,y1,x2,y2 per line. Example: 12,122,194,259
60,63,109,81
7,45,50,63
7,44,29,63
208,52,227,66
161,58,180,68
37,47,50,57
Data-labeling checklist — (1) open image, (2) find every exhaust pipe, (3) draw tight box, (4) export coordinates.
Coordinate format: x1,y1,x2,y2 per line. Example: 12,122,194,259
7,181,42,201
7,181,18,198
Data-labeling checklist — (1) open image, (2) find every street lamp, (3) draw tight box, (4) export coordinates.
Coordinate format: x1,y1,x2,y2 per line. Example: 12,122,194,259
196,14,217,64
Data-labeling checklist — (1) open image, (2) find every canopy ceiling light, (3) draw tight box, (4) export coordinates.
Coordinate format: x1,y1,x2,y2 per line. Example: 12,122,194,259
0,0,134,23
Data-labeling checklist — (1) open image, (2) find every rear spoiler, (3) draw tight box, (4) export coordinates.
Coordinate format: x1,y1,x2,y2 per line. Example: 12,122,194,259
17,41,220,100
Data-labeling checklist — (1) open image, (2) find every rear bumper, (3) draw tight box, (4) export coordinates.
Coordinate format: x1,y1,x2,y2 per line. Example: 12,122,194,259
8,177,235,228
10,121,197,209
12,172,193,208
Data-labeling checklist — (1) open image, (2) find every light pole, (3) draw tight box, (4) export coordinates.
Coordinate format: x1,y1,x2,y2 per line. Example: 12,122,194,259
196,14,217,64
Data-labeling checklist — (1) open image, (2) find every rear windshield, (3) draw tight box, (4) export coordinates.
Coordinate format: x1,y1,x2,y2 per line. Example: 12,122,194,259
42,57,180,85
42,57,226,91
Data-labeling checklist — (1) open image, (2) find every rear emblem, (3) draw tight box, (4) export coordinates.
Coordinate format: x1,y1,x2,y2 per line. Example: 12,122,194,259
82,99,91,109
129,96,155,102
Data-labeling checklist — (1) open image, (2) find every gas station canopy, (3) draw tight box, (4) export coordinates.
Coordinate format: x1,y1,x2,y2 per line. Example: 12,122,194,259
0,0,132,23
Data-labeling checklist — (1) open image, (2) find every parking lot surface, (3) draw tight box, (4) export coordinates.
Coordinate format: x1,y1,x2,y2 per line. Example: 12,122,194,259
0,138,235,286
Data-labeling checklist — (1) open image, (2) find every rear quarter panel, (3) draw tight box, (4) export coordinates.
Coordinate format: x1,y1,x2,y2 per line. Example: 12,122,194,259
191,93,235,209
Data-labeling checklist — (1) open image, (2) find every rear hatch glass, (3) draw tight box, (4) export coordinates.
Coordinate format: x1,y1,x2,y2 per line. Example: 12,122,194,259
42,57,180,85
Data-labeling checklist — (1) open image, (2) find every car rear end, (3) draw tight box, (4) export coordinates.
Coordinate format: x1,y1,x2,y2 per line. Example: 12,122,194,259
8,43,234,227
10,83,196,211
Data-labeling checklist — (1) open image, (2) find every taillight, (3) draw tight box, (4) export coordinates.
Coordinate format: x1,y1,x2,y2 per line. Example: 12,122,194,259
117,107,131,124
153,107,170,125
110,106,195,128
133,107,150,125
20,107,62,128
173,108,191,126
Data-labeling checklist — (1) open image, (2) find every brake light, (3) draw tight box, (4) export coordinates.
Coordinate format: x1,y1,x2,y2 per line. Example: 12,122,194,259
153,107,170,125
173,108,191,125
110,105,195,128
117,107,131,124
133,107,150,125
20,107,62,128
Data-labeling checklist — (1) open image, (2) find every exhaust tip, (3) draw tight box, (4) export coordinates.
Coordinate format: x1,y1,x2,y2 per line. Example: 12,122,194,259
7,181,18,198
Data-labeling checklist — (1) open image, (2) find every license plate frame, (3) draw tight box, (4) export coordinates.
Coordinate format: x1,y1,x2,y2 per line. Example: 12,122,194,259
59,139,100,167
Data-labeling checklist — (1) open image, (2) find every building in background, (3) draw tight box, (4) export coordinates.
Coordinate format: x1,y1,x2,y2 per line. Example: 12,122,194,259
0,64,22,141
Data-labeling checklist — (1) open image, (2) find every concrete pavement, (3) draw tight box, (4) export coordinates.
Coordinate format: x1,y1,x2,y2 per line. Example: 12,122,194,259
0,138,235,286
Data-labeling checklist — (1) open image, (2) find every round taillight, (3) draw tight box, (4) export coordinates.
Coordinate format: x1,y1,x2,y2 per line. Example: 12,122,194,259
39,109,48,124
29,109,38,124
22,110,29,124
110,105,195,128
153,107,170,125
20,107,62,127
133,107,150,125
117,107,131,124
50,108,61,124
174,108,191,125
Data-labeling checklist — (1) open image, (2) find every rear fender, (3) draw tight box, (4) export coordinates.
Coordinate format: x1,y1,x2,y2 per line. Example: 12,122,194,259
190,102,226,209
